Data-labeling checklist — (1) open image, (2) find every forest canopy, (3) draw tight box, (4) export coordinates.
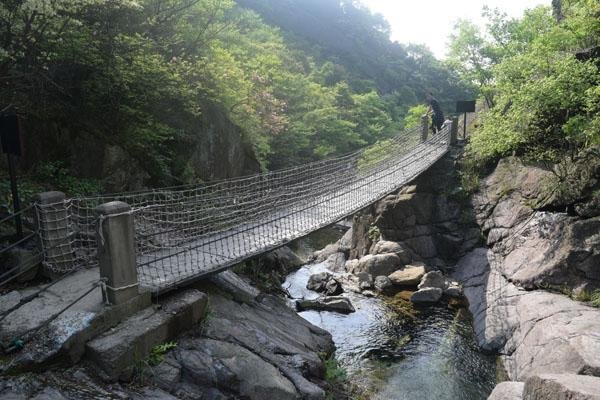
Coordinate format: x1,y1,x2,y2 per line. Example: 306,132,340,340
447,0,600,164
0,0,472,197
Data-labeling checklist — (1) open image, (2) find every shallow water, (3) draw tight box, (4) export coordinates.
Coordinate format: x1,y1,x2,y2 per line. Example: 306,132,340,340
286,227,496,399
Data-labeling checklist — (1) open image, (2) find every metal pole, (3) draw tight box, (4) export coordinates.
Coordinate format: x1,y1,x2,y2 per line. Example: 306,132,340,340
7,153,23,238
463,112,467,139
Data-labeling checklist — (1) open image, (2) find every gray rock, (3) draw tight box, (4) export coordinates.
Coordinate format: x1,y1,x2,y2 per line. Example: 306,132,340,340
324,278,344,296
403,235,438,259
337,228,353,251
454,248,600,380
370,241,411,264
209,270,260,304
352,253,402,277
418,270,447,290
488,382,524,400
444,283,463,298
388,265,425,286
326,252,347,273
0,291,21,315
374,276,393,293
86,289,208,381
179,338,299,400
410,287,443,304
306,272,332,292
151,356,182,391
297,297,355,314
129,388,179,400
197,284,332,399
356,272,373,290
344,259,359,273
261,246,304,273
524,374,600,400
314,244,340,263
30,388,67,400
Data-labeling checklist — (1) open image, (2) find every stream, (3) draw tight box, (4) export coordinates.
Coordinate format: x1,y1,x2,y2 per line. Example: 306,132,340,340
287,226,497,399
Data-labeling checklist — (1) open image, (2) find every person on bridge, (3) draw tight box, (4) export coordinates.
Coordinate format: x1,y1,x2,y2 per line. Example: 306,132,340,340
426,92,444,135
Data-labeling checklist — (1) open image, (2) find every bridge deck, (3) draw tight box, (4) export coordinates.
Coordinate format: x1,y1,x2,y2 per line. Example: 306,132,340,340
136,136,449,293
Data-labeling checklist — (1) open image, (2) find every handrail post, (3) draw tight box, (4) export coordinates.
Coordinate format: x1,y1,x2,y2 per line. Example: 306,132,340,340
420,115,429,143
450,116,459,145
35,191,73,276
96,201,139,305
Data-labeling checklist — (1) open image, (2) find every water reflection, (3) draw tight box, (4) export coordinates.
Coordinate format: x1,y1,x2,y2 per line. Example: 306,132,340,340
285,228,496,399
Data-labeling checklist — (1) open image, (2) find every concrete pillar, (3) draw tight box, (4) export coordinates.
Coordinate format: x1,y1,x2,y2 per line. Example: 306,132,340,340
96,201,139,305
450,116,459,145
421,115,429,142
35,191,74,275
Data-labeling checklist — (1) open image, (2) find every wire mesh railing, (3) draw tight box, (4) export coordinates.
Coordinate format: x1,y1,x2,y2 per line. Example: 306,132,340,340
0,204,42,288
31,122,451,293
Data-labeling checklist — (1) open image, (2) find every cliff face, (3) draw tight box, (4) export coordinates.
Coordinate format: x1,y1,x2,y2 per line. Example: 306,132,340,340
349,146,482,270
347,147,600,389
472,157,600,293
28,102,261,192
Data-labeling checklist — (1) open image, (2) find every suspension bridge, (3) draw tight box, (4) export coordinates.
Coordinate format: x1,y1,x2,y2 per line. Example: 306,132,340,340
5,119,458,297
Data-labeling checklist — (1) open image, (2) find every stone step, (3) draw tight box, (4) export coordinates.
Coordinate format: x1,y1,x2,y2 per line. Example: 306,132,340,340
0,268,151,372
85,289,208,381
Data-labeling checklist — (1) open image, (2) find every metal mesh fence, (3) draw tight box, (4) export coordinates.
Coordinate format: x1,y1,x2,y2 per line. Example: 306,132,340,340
38,123,451,293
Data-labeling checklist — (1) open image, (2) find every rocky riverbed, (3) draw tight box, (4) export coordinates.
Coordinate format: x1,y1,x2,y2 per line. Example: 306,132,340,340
284,237,497,399
301,147,600,399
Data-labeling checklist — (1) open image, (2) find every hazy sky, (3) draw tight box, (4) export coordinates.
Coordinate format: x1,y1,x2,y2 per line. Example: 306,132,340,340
361,0,549,58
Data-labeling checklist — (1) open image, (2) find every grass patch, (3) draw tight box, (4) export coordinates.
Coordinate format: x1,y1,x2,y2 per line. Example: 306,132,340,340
319,352,347,382
147,341,177,366
572,289,600,307
133,341,177,384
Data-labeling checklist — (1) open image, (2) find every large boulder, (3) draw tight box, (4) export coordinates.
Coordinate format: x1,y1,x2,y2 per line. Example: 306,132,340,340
306,272,342,296
177,339,299,400
306,272,332,292
313,244,340,263
296,297,355,314
349,253,402,277
325,252,347,273
523,374,600,400
472,157,600,292
418,270,447,290
388,265,426,286
374,276,393,293
355,272,374,291
454,248,600,380
488,382,524,400
195,273,333,399
370,241,411,264
410,288,442,304
324,278,344,296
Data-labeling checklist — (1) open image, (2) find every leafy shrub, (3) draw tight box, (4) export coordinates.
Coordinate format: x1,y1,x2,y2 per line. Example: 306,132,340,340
35,162,102,197
147,341,177,366
318,352,347,382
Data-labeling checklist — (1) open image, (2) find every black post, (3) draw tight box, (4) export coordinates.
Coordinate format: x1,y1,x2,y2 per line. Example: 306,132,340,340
463,112,467,139
7,153,23,238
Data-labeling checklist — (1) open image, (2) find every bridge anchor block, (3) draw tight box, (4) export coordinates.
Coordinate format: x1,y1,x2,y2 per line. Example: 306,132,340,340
95,201,140,305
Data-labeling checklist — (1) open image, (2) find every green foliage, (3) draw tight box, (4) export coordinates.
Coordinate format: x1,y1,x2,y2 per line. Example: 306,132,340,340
573,289,600,307
449,1,600,166
35,162,102,197
318,352,347,382
147,341,178,366
592,291,600,308
2,0,471,189
403,104,428,130
367,226,381,242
